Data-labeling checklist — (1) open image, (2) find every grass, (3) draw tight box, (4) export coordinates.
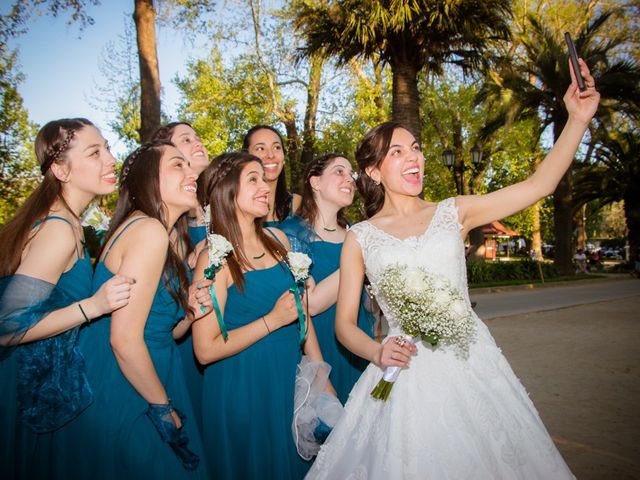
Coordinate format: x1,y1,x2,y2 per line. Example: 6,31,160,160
469,273,607,289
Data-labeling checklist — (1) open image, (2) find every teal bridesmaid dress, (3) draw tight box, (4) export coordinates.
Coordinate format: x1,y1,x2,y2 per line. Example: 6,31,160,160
53,220,208,480
177,224,207,435
202,262,310,479
308,240,374,404
0,216,92,480
279,216,375,404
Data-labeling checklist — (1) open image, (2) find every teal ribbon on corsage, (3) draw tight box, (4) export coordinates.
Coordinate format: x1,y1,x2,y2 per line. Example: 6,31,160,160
203,265,228,342
290,280,306,346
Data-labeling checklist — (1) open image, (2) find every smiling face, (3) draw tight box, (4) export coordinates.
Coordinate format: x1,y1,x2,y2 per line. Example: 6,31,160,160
310,156,356,209
59,125,117,197
235,160,271,219
169,123,209,175
367,127,425,197
245,128,285,182
158,146,199,217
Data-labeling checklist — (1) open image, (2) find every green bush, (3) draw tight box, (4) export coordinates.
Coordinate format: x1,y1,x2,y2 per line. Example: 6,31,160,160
467,259,559,284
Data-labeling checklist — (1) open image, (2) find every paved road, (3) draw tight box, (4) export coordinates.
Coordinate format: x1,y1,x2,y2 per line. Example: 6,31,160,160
470,278,640,320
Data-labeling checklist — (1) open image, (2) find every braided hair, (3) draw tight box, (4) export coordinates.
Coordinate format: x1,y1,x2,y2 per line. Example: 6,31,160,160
0,118,94,276
103,140,193,315
201,151,288,291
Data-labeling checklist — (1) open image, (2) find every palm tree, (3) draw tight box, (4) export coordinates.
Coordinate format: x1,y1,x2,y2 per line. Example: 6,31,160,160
477,10,640,274
574,123,640,264
293,0,511,142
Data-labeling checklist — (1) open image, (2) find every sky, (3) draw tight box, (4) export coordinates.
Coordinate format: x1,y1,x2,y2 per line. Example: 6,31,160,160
5,0,211,156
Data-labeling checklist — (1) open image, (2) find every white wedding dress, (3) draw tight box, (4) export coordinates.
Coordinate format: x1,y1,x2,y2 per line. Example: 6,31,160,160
306,198,574,480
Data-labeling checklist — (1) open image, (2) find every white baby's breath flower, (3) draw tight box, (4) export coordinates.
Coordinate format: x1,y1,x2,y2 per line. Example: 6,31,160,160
404,267,425,294
450,299,468,318
288,252,312,282
207,233,233,268
375,263,475,354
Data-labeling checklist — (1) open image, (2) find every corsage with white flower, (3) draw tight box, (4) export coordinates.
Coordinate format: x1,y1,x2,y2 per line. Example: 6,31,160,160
287,252,312,346
81,202,110,233
203,232,233,341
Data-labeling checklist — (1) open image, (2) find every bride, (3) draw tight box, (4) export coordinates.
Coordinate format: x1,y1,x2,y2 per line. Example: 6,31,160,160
306,60,599,479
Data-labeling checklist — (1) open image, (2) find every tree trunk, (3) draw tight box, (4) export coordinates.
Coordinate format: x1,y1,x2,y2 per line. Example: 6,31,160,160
282,107,300,193
531,200,543,260
391,60,421,143
552,114,574,275
133,0,161,142
575,203,587,250
624,191,640,265
299,55,324,183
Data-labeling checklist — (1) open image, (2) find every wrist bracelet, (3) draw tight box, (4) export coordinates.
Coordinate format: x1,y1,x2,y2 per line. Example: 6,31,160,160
262,315,271,334
78,302,90,324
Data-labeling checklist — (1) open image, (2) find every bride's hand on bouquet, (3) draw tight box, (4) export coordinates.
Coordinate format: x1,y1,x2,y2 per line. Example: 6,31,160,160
267,291,299,329
375,336,417,369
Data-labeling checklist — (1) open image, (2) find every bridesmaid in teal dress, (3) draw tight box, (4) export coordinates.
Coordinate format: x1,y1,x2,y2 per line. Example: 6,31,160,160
0,118,133,479
192,151,335,479
242,125,301,227
152,122,211,434
57,140,209,479
280,153,375,404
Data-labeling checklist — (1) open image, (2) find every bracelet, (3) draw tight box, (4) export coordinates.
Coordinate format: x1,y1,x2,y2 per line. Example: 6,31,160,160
78,302,90,324
262,315,271,334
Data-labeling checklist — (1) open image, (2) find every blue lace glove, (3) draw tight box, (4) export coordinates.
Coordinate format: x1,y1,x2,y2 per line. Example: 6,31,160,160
146,401,200,470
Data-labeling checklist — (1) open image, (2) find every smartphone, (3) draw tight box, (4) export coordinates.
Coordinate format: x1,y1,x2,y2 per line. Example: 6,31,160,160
564,32,586,91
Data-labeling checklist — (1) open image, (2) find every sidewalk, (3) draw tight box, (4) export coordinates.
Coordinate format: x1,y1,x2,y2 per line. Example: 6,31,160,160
471,277,639,320
486,295,640,479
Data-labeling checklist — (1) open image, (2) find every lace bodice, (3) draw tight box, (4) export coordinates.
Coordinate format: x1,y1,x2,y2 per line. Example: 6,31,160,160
350,198,468,334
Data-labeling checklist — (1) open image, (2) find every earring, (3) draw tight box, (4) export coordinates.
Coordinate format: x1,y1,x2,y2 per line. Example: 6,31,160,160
374,179,380,186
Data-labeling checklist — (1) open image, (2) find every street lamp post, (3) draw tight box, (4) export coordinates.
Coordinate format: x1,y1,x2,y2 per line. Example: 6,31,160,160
442,144,483,195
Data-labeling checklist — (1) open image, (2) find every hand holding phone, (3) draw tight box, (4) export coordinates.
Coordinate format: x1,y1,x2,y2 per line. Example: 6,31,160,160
565,32,586,91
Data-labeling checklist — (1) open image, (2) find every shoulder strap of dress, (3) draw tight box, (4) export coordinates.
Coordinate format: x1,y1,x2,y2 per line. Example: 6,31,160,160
432,197,463,232
32,215,82,259
265,227,286,248
103,217,148,261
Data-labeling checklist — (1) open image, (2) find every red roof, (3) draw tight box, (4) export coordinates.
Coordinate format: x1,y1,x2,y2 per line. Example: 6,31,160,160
481,221,519,236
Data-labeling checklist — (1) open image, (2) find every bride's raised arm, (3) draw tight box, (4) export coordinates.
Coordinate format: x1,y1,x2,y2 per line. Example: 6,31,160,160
457,58,600,235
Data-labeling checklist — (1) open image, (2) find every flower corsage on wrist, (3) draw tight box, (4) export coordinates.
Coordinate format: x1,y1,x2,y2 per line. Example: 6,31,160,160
203,232,233,341
287,251,312,346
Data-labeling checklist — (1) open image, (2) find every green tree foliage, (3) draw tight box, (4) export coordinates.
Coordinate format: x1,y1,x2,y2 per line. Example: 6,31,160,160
477,3,640,273
575,120,640,258
0,44,37,223
0,0,100,40
293,0,512,142
174,48,281,155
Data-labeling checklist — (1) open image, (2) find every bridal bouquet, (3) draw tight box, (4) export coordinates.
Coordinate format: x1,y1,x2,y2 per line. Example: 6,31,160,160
203,233,233,341
287,252,312,345
370,264,476,401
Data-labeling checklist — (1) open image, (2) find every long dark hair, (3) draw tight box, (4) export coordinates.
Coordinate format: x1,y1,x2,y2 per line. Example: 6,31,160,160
151,121,194,143
242,125,292,222
298,153,349,229
152,121,207,207
200,151,288,292
104,140,193,315
355,121,404,219
0,118,93,276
